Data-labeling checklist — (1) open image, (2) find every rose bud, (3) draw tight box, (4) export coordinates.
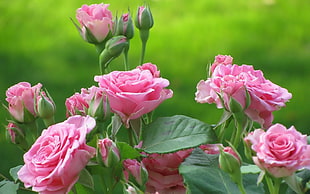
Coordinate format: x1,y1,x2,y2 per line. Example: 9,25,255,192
135,6,154,31
36,91,56,122
123,159,148,186
116,13,134,40
99,36,128,71
219,146,242,185
98,138,120,167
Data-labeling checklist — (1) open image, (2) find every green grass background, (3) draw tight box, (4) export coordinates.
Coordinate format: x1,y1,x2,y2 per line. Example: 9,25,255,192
1,0,310,185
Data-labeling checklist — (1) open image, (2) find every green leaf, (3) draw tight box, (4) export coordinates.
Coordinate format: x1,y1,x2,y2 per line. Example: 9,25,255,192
117,142,141,160
78,168,94,190
142,115,217,153
0,180,19,194
240,164,261,174
9,165,23,182
179,148,264,194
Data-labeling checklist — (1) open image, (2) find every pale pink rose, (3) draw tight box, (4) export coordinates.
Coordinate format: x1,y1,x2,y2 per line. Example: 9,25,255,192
17,115,96,194
94,63,173,127
195,63,292,128
142,149,192,194
244,123,310,178
6,82,42,122
98,138,120,167
76,3,113,43
210,54,233,74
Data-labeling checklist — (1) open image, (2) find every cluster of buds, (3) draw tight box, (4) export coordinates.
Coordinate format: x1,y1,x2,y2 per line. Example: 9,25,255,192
74,3,154,72
5,82,56,149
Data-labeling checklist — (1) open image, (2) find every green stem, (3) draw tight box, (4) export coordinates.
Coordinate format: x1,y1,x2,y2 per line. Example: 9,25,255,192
237,183,246,194
128,128,138,146
124,42,130,71
43,116,55,128
265,175,281,194
139,30,149,65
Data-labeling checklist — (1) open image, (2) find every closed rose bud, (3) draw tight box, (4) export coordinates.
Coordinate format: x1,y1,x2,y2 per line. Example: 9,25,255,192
123,184,138,194
98,138,120,167
219,146,242,185
99,36,128,70
83,86,110,121
116,13,134,39
123,159,148,186
135,6,153,30
36,91,56,120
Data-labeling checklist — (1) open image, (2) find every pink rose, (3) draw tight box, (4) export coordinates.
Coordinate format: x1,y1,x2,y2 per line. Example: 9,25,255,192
65,86,108,120
6,82,42,122
244,123,310,178
76,3,113,43
17,115,96,194
65,92,89,117
195,63,292,128
142,149,192,194
94,63,173,127
210,54,233,74
137,62,160,78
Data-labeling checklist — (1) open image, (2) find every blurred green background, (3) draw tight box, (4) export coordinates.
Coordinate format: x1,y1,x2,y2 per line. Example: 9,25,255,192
1,0,310,185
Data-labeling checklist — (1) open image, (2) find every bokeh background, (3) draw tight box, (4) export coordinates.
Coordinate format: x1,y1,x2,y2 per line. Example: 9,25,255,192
1,0,310,187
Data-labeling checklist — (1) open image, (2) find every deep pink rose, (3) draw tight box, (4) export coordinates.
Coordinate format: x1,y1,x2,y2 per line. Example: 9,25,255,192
76,3,113,43
6,82,42,122
244,123,310,178
142,149,192,194
94,63,173,127
210,54,233,74
17,116,96,194
195,63,292,128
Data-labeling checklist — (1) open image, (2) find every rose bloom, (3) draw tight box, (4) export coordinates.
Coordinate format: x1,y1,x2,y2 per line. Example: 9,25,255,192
6,82,42,122
94,63,173,127
244,123,310,178
65,92,89,117
209,54,233,74
195,63,292,128
17,116,96,194
142,149,192,194
142,144,220,194
76,3,113,43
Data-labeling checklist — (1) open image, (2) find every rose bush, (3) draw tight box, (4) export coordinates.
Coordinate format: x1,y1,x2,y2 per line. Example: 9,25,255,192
94,63,173,127
244,123,310,178
17,116,96,194
195,58,292,128
76,3,113,43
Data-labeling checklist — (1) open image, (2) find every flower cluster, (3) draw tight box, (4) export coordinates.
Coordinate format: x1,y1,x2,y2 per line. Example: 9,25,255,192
2,2,310,194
